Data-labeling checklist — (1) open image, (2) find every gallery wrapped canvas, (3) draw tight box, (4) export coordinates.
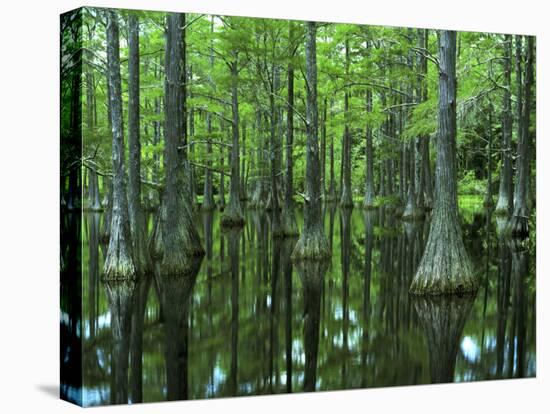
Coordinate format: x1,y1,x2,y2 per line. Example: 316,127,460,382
60,6,536,407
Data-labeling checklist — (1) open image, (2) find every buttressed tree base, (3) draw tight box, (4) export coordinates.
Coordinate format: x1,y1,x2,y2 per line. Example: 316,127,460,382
61,5,536,407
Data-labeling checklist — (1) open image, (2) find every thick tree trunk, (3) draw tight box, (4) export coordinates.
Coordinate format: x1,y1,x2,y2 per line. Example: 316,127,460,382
509,36,534,238
495,35,514,216
221,58,245,227
103,10,136,280
159,13,205,274
282,26,299,236
362,89,376,209
410,31,476,295
292,22,330,260
127,14,151,275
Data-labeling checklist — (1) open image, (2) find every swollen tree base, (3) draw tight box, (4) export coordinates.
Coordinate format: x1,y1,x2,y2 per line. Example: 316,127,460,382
220,207,245,228
291,227,330,260
410,220,477,295
103,215,136,280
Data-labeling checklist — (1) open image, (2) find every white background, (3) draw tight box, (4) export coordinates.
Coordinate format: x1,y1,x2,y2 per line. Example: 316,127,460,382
0,0,547,412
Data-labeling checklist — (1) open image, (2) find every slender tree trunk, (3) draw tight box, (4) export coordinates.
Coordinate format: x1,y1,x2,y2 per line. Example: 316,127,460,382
282,23,299,236
327,121,337,202
270,65,283,236
509,36,534,238
127,14,151,275
103,9,136,280
202,18,216,211
221,57,245,227
403,137,423,220
484,107,494,208
363,89,376,209
158,13,204,274
410,31,476,295
340,38,354,208
320,97,327,201
292,22,330,260
495,35,514,216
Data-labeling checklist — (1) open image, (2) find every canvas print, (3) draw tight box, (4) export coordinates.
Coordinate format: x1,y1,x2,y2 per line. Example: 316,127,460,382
60,6,536,407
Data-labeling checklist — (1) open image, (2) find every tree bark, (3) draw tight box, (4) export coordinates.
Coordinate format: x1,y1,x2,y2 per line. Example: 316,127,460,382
292,22,330,260
103,10,136,280
282,23,299,237
410,31,476,295
483,107,494,208
509,36,534,238
158,13,205,274
340,38,354,208
221,57,245,227
202,18,216,211
127,14,151,275
495,35,514,216
270,65,283,236
362,89,376,209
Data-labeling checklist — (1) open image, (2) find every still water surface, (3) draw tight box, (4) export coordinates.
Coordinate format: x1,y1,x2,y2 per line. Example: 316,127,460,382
80,205,536,406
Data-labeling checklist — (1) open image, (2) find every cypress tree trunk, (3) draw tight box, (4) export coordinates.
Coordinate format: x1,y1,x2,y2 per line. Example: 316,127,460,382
219,133,226,209
327,125,337,202
221,58,245,227
103,10,136,280
202,17,216,211
340,38,354,208
292,22,330,260
509,36,534,238
362,89,376,209
410,31,476,295
418,29,433,210
495,35,514,216
403,139,423,220
483,107,494,208
282,23,299,237
320,97,327,201
159,13,205,274
127,14,151,275
84,30,102,212
270,66,283,236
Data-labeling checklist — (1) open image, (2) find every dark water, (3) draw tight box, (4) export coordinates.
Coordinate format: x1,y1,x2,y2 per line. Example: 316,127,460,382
79,205,536,406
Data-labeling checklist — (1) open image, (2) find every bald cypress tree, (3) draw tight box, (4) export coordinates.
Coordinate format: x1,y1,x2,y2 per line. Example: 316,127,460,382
292,22,330,260
410,31,477,295
127,14,151,275
159,13,204,274
103,9,136,280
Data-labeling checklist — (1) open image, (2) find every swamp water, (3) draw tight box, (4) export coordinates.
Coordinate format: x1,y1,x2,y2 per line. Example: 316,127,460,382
76,205,535,406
